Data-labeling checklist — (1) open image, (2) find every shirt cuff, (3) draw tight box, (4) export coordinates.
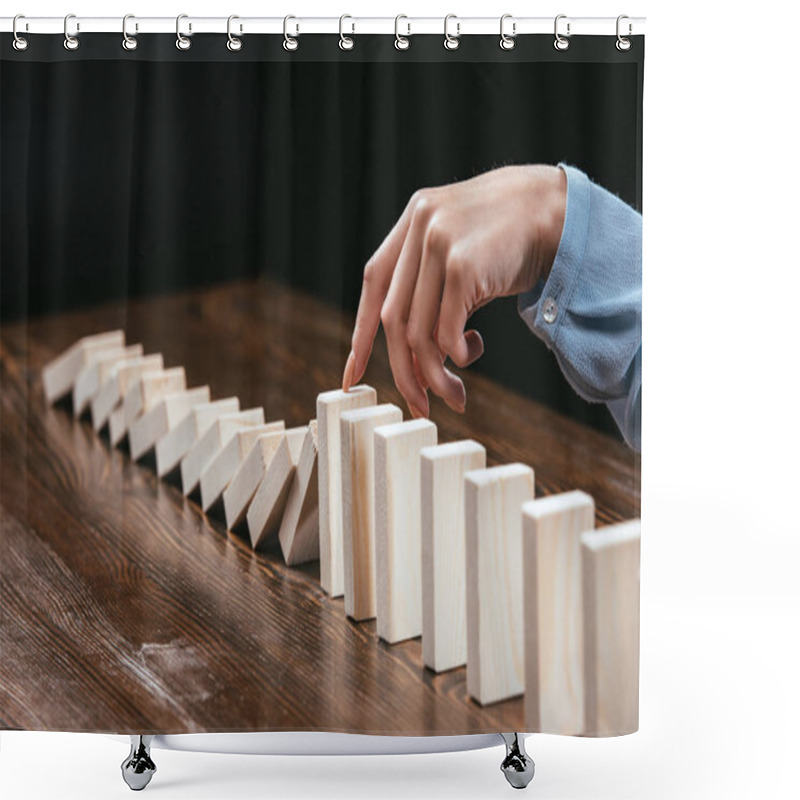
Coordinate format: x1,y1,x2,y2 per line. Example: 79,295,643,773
517,163,592,351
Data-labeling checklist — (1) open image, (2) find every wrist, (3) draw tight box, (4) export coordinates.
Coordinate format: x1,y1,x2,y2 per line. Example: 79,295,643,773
533,165,567,284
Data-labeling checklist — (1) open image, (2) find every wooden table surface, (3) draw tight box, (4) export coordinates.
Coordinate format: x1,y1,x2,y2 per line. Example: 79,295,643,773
0,277,640,735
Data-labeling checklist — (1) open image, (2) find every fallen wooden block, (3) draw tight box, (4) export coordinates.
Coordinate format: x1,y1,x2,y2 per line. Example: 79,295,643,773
91,354,164,433
522,490,595,734
73,344,144,418
465,463,534,706
278,420,320,566
42,330,125,404
420,440,486,672
374,418,438,644
115,367,187,446
246,427,308,548
180,408,265,496
128,387,210,461
317,385,377,597
223,429,290,530
154,397,240,477
341,403,402,622
581,519,641,737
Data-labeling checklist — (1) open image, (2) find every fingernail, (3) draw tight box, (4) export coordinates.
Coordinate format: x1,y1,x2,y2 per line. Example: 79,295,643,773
342,350,356,391
410,404,428,420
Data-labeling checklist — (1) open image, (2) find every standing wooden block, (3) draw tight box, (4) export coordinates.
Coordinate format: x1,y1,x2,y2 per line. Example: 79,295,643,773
374,418,438,644
222,429,289,530
119,367,187,442
581,520,641,737
128,387,210,461
522,490,595,734
73,344,144,418
91,354,164,433
246,427,308,548
340,403,402,621
42,330,125,404
278,420,320,566
316,385,377,597
154,397,240,477
464,463,534,706
420,440,486,672
180,408,265,496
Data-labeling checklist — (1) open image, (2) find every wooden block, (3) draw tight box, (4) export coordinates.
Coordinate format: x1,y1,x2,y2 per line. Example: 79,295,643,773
222,430,288,530
374,418,438,644
246,426,308,548
42,330,125,404
522,490,595,734
340,403,402,621
199,421,284,511
581,520,641,737
91,354,163,433
420,440,486,672
278,421,320,566
73,344,144,417
180,408,265,496
117,367,187,445
464,463,534,706
316,385,377,597
154,397,240,477
128,387,210,461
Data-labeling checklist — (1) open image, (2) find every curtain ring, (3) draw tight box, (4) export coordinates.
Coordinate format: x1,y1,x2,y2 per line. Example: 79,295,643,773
616,14,632,51
283,15,299,51
339,14,355,51
12,14,29,51
63,13,79,51
122,14,138,51
444,14,460,51
394,15,410,50
500,14,516,50
227,15,242,51
176,14,191,50
553,14,570,51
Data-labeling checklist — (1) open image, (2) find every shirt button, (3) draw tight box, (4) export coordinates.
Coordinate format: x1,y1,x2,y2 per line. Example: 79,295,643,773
543,298,558,324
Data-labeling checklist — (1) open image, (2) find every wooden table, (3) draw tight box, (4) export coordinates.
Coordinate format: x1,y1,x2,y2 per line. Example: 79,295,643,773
0,278,639,735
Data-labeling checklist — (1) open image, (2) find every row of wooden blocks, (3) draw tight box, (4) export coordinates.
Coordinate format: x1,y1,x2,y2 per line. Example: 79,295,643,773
44,331,640,737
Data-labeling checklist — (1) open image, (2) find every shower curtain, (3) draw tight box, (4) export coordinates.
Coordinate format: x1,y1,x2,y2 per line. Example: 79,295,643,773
1,20,643,740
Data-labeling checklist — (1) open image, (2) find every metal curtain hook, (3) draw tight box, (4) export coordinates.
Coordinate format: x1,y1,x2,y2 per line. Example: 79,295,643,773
339,14,354,50
63,13,79,51
283,15,298,51
500,14,516,50
444,13,460,50
616,14,632,51
12,14,29,51
394,14,410,50
122,14,138,51
227,15,242,51
176,14,191,50
554,14,570,51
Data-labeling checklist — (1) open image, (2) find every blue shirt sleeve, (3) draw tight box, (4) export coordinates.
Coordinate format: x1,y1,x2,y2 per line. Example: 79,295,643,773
517,164,642,450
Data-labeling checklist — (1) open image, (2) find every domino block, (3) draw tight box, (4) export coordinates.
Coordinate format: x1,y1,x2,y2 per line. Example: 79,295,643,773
180,408,265,496
199,421,284,512
522,490,595,734
317,385,377,597
42,330,125,404
278,420,320,566
222,429,289,530
374,418,438,644
465,463,534,706
73,344,144,417
340,403,402,621
581,519,641,736
246,427,308,549
154,397,240,477
128,387,210,461
94,354,164,436
116,367,187,445
420,440,486,672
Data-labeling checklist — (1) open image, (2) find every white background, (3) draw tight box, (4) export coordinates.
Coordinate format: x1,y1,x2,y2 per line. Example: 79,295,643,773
2,1,799,798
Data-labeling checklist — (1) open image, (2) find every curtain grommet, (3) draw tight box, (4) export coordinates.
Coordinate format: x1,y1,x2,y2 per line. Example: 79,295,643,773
553,14,570,51
122,14,138,51
444,14,460,50
12,14,29,51
176,13,192,50
339,14,355,51
500,14,516,50
283,15,299,51
394,15,410,50
63,13,79,51
616,15,632,51
227,15,243,51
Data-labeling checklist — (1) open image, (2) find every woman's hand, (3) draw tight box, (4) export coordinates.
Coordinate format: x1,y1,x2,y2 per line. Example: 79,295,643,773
342,164,567,418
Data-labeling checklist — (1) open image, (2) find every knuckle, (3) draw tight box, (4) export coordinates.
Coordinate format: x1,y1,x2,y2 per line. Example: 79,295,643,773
362,257,379,285
380,303,399,332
